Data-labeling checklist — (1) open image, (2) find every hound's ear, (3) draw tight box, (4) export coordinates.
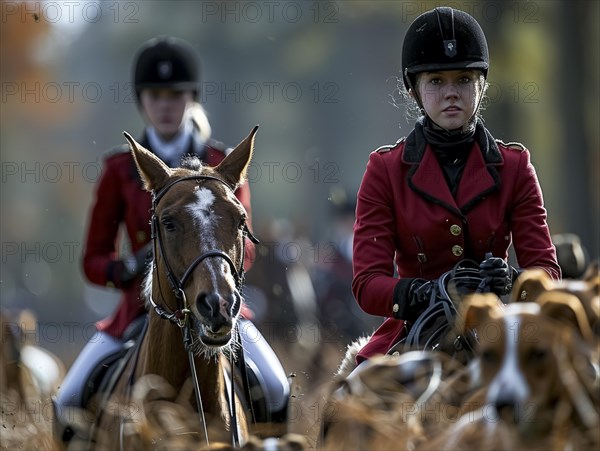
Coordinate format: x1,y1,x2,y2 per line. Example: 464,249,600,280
124,131,172,192
582,259,599,284
18,309,37,344
510,269,555,303
215,125,258,190
456,293,503,337
537,292,594,342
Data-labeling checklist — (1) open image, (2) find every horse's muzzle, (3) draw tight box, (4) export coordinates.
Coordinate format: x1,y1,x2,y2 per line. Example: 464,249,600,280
195,292,240,346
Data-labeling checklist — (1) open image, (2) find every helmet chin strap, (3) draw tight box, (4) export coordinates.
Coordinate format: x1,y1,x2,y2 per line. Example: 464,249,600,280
405,71,425,113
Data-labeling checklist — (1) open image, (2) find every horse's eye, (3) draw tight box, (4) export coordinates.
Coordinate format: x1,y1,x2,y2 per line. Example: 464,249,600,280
161,217,176,232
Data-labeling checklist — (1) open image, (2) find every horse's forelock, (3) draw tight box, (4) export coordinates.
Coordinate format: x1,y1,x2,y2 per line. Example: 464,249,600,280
180,155,204,171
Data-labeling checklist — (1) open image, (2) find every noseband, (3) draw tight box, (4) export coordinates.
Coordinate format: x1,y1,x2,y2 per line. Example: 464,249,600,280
149,174,258,327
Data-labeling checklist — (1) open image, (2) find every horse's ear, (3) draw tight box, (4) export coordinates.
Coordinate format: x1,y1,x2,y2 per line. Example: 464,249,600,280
123,131,172,192
215,125,258,189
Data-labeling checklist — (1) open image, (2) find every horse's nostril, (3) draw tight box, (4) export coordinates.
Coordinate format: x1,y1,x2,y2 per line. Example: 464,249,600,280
196,292,210,315
196,292,230,320
196,293,217,319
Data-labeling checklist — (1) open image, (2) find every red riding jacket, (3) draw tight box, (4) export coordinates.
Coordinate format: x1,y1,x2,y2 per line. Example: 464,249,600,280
352,126,560,362
82,132,254,338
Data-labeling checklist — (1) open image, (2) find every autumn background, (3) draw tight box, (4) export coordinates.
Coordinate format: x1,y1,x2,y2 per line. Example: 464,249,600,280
1,0,598,372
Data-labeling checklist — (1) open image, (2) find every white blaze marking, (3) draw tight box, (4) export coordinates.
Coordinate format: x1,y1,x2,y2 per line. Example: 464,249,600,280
186,187,220,285
187,187,216,228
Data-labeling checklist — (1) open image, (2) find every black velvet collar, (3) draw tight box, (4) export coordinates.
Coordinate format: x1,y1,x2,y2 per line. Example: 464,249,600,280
402,117,503,165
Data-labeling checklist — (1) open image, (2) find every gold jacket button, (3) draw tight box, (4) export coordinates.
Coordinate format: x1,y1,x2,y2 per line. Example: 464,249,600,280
452,245,464,257
136,230,147,243
450,224,462,236
393,304,399,313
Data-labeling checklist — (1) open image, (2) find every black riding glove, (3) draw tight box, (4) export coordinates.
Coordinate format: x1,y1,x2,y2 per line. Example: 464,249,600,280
392,278,433,323
117,242,153,283
479,255,513,296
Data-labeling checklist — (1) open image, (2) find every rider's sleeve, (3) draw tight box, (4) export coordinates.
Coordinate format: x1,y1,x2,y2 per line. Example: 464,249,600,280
506,145,561,280
352,150,401,318
82,155,129,289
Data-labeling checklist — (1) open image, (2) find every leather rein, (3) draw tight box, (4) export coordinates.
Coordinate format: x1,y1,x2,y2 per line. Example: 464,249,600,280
147,174,258,447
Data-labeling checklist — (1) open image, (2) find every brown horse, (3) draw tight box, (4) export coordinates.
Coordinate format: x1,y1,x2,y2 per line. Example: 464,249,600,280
92,127,259,449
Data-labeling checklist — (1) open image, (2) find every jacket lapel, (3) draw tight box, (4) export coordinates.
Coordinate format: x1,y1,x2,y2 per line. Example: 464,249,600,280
406,143,502,216
455,141,500,212
409,146,459,212
404,120,504,215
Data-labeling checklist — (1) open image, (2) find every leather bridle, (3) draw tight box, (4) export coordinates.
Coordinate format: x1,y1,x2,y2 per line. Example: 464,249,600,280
148,174,258,327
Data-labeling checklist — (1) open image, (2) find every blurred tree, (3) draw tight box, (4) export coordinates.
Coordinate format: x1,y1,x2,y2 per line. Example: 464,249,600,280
556,1,599,258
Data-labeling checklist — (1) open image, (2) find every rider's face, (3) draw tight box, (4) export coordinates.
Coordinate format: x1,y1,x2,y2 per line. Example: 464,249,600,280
415,70,483,130
139,88,194,140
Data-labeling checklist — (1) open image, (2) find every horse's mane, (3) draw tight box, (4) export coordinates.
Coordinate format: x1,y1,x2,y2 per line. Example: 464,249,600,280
141,269,153,306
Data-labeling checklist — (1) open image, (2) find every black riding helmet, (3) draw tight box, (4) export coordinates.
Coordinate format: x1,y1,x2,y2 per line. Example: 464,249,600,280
402,7,489,92
133,36,200,102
